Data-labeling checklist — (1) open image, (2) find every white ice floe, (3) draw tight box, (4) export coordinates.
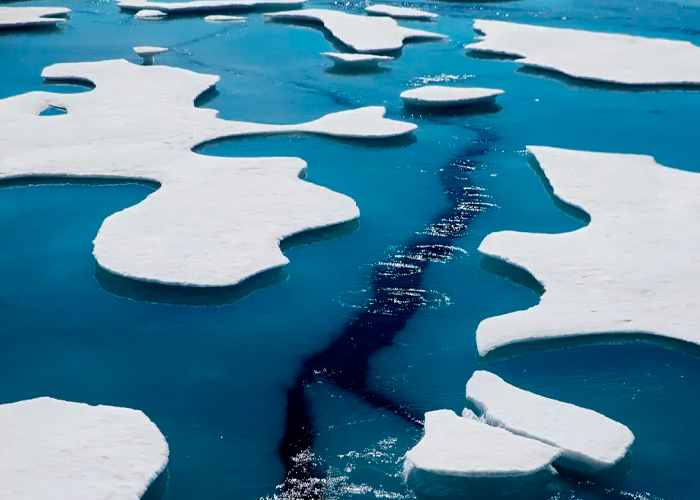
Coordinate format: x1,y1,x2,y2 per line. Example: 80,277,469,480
0,397,168,500
365,4,437,20
120,0,305,14
0,59,416,288
134,9,167,19
466,371,634,472
204,14,245,22
0,6,70,30
477,146,700,354
404,410,560,497
322,52,394,68
266,9,446,54
400,85,503,107
133,46,168,65
466,19,700,86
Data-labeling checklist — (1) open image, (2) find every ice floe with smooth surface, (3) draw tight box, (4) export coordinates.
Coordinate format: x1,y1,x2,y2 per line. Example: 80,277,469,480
0,6,70,29
400,85,503,107
0,59,416,289
134,9,167,19
477,146,700,355
365,4,437,20
466,19,700,86
266,9,446,54
0,397,168,500
322,52,394,68
466,371,634,472
405,410,560,498
133,46,168,65
204,14,245,22
120,0,305,14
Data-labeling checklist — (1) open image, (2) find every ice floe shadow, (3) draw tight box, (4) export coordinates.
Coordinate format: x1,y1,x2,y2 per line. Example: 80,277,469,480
325,65,391,76
402,101,502,118
141,468,170,500
94,218,360,307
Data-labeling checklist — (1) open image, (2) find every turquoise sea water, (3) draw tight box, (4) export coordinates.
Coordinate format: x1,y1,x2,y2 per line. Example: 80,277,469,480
2,0,700,498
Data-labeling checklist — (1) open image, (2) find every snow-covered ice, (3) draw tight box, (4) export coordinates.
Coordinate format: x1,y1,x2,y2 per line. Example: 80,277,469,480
0,397,168,500
405,410,560,497
477,146,700,355
120,0,305,14
0,59,416,289
204,14,245,22
134,9,166,19
133,46,168,65
400,85,503,107
322,52,394,68
266,9,446,54
465,19,700,86
365,4,437,20
0,6,70,30
466,371,634,472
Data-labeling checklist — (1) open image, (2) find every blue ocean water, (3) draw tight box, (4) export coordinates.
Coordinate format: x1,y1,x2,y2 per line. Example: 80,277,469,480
1,0,700,499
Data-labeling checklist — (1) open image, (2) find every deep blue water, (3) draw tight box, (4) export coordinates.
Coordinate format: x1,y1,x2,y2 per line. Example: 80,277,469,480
1,0,700,499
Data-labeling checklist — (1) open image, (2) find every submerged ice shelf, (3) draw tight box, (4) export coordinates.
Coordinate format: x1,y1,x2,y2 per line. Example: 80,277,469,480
0,59,416,289
478,146,700,355
0,6,70,30
0,397,168,500
466,19,700,86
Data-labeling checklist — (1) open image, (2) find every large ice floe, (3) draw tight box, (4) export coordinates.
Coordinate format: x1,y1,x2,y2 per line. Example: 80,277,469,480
266,9,446,54
466,371,634,473
0,397,168,500
404,410,560,499
477,146,700,355
400,85,503,108
119,0,305,14
0,6,70,30
466,19,700,86
365,4,437,21
0,59,416,288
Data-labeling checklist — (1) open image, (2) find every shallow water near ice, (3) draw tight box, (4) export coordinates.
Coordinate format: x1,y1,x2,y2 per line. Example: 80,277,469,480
1,0,700,499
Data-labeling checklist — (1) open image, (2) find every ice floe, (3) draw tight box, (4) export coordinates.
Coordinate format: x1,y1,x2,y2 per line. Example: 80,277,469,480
405,410,560,498
0,6,70,30
134,9,166,19
0,397,168,500
322,52,394,68
477,146,700,354
365,4,437,20
266,9,446,54
204,14,245,22
466,19,700,86
400,85,503,107
466,371,634,473
120,0,305,14
0,59,416,289
133,46,168,65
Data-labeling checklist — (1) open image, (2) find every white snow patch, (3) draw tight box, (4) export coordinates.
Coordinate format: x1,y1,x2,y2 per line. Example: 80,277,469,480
134,9,167,19
0,6,70,29
400,85,503,107
322,52,394,68
0,397,168,500
477,146,700,354
133,46,168,65
466,19,700,86
365,4,437,20
466,371,634,472
266,9,446,54
120,0,305,14
0,59,416,288
204,14,245,22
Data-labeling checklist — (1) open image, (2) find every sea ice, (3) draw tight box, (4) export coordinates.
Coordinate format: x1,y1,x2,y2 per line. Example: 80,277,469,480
120,0,305,14
465,19,700,86
0,6,70,30
466,371,634,472
266,9,446,54
365,4,437,20
322,52,394,68
134,9,167,19
477,146,700,355
0,59,416,289
204,14,245,22
0,397,168,500
405,410,560,498
400,85,503,107
133,46,168,65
